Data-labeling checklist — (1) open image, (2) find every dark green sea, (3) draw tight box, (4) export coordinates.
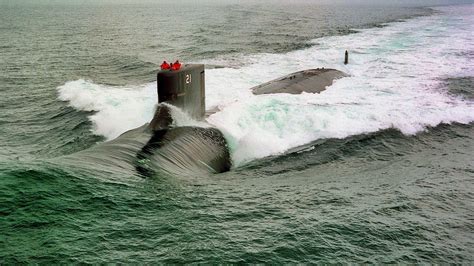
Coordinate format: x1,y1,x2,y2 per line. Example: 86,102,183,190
1,0,473,263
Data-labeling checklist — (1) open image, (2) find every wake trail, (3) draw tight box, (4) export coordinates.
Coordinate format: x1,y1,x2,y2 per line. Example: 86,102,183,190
57,5,474,165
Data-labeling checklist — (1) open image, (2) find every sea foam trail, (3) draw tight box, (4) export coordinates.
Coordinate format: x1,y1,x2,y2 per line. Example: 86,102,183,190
57,5,474,166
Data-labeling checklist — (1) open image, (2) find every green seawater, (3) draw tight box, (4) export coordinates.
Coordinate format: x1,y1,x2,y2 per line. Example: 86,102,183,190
1,0,473,263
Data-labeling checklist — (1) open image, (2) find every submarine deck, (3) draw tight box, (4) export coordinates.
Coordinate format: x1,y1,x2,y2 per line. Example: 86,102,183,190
251,68,348,95
205,68,348,118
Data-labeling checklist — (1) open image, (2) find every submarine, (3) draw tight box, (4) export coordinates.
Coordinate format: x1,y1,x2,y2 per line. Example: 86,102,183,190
132,62,347,176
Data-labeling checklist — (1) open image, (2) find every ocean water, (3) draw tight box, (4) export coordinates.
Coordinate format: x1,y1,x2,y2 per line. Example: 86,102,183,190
1,0,473,263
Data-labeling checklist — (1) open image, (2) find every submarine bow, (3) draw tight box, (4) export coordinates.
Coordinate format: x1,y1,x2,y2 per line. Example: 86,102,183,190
135,104,231,177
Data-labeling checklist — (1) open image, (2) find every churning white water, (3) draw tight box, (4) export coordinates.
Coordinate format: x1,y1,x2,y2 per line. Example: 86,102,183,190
58,5,474,165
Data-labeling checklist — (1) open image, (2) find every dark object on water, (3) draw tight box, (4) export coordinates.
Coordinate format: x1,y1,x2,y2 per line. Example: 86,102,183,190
344,50,349,65
251,68,348,95
136,64,230,176
157,64,205,120
135,105,231,177
134,64,348,176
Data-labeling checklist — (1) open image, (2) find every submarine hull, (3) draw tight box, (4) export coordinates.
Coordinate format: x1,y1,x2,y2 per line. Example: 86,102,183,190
135,126,231,176
251,68,347,95
134,104,231,177
134,67,348,176
69,67,348,177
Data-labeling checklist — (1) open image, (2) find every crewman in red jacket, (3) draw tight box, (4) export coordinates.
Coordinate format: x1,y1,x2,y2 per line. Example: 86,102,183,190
160,61,170,70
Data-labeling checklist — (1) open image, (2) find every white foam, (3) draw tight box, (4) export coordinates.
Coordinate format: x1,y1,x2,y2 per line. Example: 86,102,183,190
57,5,474,166
57,80,157,139
162,103,210,128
